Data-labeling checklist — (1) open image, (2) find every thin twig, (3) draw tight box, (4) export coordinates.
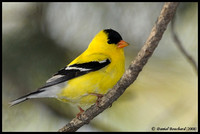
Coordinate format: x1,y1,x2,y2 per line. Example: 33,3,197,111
171,15,198,74
58,2,179,132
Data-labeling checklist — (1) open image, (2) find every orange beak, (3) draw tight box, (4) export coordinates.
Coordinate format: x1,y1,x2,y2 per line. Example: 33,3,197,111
117,40,129,48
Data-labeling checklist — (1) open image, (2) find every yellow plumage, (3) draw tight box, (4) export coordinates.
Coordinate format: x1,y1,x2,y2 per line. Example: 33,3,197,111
10,29,129,113
58,31,125,107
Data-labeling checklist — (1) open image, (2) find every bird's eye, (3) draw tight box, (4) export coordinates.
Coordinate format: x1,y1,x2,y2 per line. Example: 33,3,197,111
107,40,112,44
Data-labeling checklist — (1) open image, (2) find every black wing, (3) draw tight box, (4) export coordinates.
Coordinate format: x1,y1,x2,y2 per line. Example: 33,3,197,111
40,59,111,89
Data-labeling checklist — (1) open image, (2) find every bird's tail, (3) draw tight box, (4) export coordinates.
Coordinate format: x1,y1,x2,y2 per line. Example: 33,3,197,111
9,90,46,106
9,82,65,106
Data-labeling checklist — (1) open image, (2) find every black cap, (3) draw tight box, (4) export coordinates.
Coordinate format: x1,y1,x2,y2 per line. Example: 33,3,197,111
104,29,122,44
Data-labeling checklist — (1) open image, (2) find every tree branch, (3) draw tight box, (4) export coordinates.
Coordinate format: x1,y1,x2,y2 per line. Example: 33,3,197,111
171,15,198,74
58,2,179,132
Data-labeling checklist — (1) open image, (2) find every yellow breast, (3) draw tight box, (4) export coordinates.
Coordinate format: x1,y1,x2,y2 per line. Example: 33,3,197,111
57,30,126,107
57,58,124,107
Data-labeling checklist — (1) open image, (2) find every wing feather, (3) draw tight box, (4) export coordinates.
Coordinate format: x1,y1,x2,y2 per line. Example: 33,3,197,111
42,59,111,89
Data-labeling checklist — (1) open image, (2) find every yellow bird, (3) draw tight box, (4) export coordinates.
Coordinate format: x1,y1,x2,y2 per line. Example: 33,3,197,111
10,29,129,116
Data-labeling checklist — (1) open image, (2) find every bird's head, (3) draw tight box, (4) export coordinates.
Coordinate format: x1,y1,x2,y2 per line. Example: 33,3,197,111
104,29,129,48
88,29,129,53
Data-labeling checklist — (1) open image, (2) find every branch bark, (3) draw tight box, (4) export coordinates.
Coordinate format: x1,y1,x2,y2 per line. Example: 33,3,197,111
58,2,179,132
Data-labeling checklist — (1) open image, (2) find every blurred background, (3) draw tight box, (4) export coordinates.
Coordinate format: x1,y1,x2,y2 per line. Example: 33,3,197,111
2,2,197,132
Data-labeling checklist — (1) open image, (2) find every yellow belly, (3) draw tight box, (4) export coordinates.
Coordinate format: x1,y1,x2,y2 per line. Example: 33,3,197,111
57,63,124,107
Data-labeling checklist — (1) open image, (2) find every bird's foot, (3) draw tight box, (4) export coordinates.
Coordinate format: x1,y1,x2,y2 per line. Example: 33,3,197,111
88,93,104,106
76,106,85,119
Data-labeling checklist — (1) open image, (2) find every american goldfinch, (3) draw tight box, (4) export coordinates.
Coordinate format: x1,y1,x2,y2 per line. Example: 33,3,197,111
10,29,129,115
